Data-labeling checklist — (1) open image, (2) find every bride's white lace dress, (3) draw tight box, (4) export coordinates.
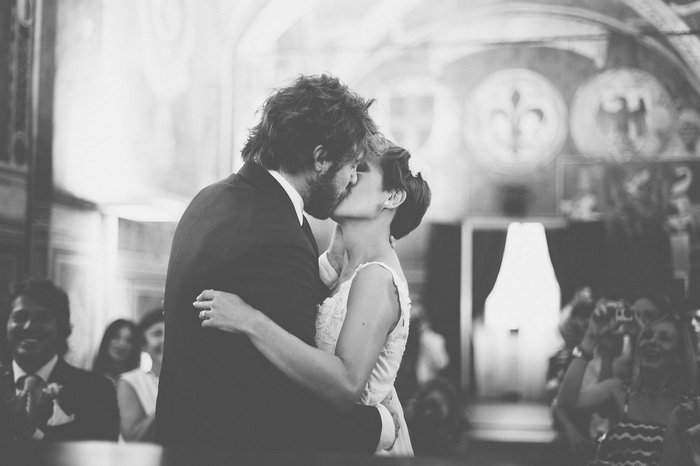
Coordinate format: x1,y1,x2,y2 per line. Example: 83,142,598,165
315,261,414,456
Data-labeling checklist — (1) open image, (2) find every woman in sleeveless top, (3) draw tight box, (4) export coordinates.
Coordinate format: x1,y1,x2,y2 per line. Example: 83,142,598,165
194,139,431,456
116,309,164,442
558,296,697,466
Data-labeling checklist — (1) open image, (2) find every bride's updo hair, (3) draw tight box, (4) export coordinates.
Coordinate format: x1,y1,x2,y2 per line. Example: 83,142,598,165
376,138,431,239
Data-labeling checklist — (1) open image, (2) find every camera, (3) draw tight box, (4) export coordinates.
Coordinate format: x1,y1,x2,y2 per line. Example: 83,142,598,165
607,300,633,323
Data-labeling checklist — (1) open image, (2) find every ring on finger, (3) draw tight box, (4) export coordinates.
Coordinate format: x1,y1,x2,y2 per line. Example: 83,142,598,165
199,310,207,319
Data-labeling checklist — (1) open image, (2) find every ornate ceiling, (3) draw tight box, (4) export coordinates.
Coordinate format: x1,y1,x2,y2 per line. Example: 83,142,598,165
50,0,700,221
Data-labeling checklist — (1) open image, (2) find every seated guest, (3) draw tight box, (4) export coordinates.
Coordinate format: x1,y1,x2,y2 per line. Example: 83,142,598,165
92,319,140,384
558,299,697,466
116,308,163,442
395,303,449,407
0,279,119,441
406,377,468,458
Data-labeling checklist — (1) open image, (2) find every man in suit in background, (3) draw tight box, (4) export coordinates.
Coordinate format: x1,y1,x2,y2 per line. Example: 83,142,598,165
0,279,119,442
155,74,395,454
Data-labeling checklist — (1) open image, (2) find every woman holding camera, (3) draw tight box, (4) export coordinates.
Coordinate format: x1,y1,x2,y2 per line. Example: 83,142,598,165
558,296,697,465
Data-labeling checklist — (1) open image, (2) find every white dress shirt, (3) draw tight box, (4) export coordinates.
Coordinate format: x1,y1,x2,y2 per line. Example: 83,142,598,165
13,354,58,391
267,169,304,225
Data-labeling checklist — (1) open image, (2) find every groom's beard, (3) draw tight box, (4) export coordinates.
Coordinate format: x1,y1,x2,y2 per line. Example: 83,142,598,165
305,168,347,220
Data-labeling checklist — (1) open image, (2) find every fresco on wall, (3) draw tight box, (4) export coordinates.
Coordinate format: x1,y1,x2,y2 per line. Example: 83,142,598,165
463,68,569,176
677,107,700,155
373,75,468,223
447,45,599,217
560,161,700,301
53,0,226,210
559,161,700,230
570,68,677,162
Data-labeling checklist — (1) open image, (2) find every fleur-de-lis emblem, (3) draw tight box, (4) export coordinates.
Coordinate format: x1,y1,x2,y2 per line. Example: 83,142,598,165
489,89,545,159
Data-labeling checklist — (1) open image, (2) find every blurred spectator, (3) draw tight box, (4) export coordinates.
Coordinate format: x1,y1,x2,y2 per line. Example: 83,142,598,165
632,290,676,330
0,279,119,442
396,303,449,407
406,377,468,458
558,297,697,466
415,308,450,387
117,308,163,442
545,287,595,401
93,319,140,384
541,287,596,466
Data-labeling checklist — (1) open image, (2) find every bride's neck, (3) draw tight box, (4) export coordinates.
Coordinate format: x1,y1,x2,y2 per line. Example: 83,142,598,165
341,221,392,266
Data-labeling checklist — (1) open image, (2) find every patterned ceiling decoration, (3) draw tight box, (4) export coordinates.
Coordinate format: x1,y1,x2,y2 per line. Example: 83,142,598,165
625,0,700,93
667,0,700,18
570,68,676,162
463,68,568,176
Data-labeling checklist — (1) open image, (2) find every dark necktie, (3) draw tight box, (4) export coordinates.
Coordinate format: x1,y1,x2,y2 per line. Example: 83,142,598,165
302,216,329,303
302,216,319,257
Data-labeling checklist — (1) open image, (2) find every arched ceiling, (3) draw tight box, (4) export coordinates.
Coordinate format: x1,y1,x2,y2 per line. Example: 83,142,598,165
52,0,700,220
228,0,700,90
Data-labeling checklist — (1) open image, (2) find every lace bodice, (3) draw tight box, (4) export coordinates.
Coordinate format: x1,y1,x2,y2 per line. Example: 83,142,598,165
315,262,411,406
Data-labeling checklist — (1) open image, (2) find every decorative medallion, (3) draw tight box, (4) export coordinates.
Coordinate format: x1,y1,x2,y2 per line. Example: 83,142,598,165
463,69,568,176
570,68,675,162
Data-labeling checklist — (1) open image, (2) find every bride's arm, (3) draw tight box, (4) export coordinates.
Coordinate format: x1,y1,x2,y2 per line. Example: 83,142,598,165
194,265,399,413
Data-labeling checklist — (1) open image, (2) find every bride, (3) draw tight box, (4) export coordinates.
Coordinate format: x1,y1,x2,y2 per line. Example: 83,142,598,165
194,138,431,456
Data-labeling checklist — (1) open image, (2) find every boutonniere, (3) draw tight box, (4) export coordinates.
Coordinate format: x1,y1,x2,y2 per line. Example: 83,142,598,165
42,382,63,402
41,383,74,427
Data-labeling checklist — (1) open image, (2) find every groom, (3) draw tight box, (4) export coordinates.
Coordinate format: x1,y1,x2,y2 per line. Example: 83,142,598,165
155,74,395,453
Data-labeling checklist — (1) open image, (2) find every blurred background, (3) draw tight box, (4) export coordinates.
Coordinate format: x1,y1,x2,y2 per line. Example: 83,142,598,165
4,0,700,460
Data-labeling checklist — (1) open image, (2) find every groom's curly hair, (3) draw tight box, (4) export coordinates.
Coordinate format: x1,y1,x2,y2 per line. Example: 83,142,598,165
241,74,377,174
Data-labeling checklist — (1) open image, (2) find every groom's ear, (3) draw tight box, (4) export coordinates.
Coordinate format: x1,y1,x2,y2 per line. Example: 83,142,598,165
312,145,329,173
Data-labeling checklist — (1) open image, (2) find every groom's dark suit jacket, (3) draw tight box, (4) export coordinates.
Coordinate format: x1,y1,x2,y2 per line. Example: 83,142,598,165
155,162,381,453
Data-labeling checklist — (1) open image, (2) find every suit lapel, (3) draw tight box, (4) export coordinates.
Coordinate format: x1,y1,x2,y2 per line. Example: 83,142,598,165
237,162,327,303
46,359,74,416
47,358,67,385
238,162,319,253
301,217,320,257
237,162,299,222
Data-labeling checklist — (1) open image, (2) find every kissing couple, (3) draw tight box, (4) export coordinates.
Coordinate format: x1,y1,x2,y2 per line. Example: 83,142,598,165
156,74,431,457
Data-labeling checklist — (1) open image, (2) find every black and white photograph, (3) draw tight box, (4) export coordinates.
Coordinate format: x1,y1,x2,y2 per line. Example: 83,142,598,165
4,1,700,465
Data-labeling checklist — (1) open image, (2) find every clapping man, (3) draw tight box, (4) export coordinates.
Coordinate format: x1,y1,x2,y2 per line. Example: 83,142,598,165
0,279,119,442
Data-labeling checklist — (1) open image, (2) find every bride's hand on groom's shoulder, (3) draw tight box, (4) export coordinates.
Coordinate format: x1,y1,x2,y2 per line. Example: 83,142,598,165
193,290,259,334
